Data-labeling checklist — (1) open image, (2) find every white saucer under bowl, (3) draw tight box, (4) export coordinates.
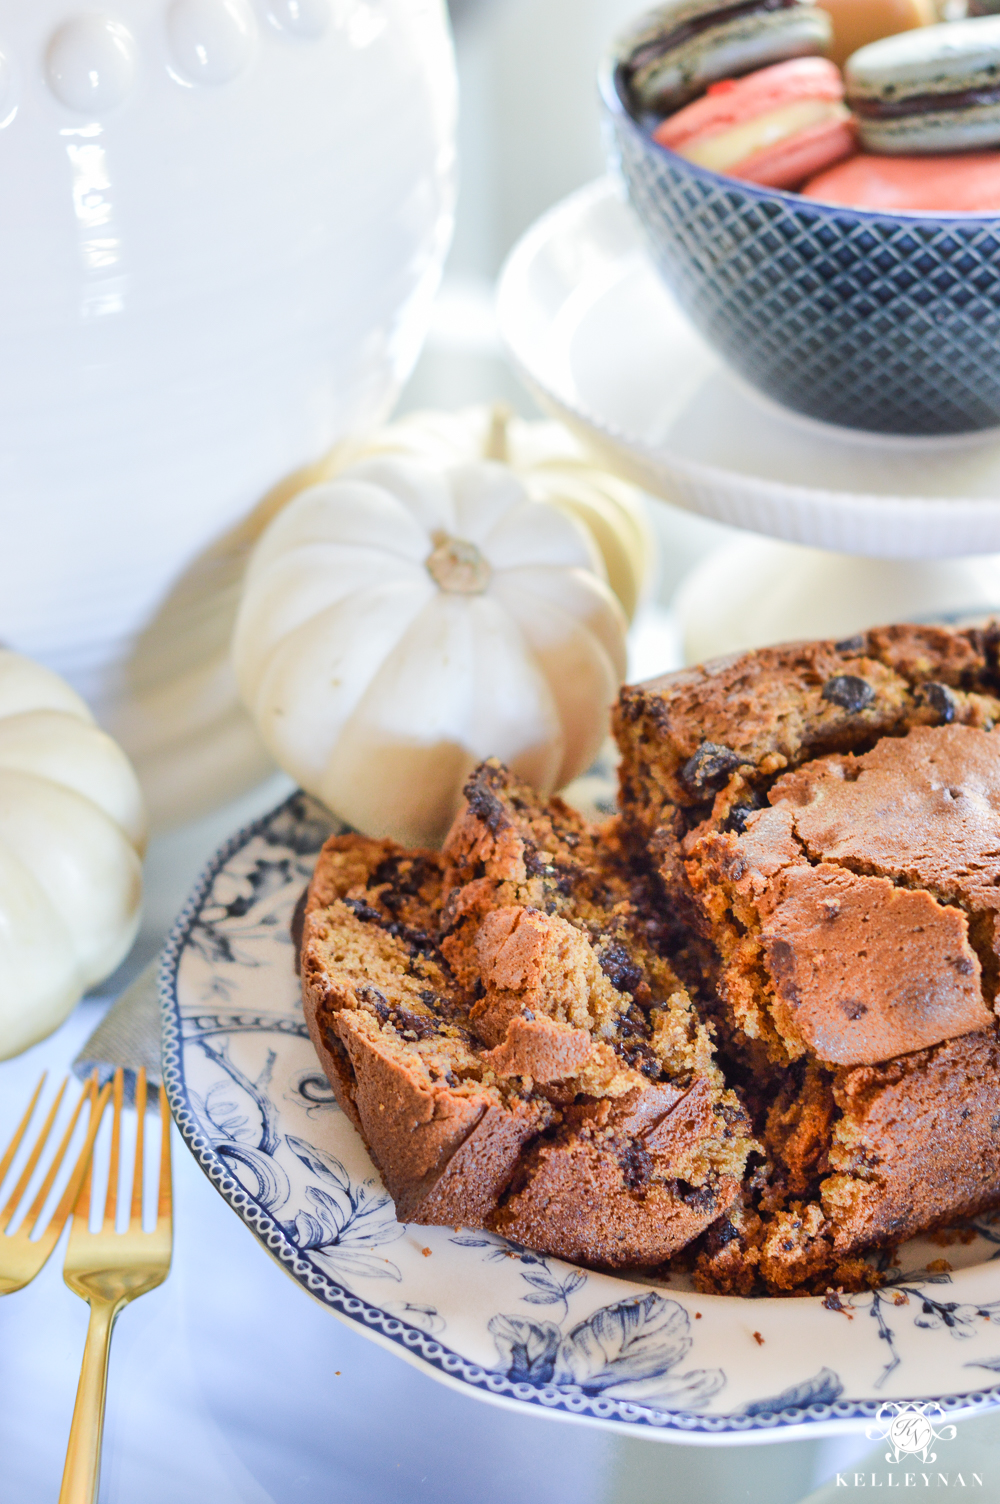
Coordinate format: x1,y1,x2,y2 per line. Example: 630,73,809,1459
497,180,1000,562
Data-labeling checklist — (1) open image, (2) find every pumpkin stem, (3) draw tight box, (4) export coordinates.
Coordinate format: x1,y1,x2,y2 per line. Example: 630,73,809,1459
426,533,492,595
484,403,514,464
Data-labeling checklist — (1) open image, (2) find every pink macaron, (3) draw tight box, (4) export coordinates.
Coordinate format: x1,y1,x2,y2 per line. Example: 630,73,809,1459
652,56,856,191
802,152,1000,212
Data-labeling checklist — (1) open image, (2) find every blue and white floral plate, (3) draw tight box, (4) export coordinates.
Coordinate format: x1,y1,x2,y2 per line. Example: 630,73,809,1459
160,791,1000,1444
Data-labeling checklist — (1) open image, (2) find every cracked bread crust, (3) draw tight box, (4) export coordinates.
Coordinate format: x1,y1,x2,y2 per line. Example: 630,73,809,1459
687,737,998,1072
614,624,1000,1292
300,770,755,1269
614,624,1000,846
685,721,1000,1077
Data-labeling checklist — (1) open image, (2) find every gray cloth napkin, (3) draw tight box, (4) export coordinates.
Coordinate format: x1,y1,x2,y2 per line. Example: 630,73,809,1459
72,957,162,1103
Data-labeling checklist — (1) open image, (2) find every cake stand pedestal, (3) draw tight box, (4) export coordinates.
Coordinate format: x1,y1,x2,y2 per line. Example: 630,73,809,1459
674,539,1000,663
497,179,1000,661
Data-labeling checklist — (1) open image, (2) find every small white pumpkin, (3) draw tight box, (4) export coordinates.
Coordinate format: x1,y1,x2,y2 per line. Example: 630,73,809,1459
0,650,146,1060
233,457,628,846
322,404,657,623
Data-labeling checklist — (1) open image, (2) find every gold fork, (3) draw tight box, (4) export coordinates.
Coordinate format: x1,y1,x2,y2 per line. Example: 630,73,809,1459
59,1067,173,1504
0,1073,111,1297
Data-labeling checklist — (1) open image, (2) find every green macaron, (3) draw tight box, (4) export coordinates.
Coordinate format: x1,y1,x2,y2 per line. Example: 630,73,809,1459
846,16,1000,153
619,0,833,115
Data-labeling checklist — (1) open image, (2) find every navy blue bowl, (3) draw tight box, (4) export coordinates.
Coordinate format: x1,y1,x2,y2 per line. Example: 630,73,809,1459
600,57,1000,436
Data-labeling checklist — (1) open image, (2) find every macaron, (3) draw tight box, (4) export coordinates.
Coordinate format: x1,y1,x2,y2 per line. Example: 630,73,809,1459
802,149,1000,209
619,0,833,116
816,0,935,70
845,16,1000,153
653,56,855,188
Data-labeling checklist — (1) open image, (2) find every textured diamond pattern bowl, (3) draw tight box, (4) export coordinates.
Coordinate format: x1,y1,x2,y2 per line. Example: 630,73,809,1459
600,59,1000,436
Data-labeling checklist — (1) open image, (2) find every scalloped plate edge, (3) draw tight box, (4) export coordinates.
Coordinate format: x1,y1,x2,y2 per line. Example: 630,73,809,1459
158,791,1000,1444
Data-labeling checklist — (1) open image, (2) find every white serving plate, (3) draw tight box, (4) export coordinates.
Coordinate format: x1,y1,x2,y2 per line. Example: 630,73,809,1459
497,179,1000,561
161,791,1000,1445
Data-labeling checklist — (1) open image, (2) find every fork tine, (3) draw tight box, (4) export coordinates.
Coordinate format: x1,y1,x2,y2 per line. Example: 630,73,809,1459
33,1079,112,1257
101,1069,124,1232
19,1076,96,1238
129,1069,147,1229
0,1077,111,1291
0,1077,68,1233
70,1085,98,1226
156,1083,171,1229
0,1073,46,1190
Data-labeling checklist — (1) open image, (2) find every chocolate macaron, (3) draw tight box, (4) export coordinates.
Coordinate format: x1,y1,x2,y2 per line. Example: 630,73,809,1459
846,16,1000,153
620,0,833,116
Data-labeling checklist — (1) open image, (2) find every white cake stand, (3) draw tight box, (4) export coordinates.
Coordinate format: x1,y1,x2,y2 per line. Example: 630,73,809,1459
496,178,1000,662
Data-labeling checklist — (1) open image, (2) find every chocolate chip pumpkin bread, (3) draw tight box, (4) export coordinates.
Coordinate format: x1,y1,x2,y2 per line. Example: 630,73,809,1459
300,763,755,1269
613,623,1000,1293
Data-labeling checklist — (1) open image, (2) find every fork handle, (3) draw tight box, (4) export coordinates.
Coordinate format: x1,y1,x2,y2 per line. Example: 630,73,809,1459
58,1296,124,1504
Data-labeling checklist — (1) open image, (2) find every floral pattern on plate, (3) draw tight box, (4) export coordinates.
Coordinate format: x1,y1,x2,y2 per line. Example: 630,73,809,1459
160,792,1000,1440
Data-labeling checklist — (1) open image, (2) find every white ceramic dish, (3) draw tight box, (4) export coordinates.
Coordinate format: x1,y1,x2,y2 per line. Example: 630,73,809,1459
162,791,1000,1445
0,0,456,831
497,179,1000,561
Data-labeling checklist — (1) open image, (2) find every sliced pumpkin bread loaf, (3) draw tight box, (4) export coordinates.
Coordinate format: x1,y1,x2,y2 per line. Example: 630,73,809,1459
300,765,755,1269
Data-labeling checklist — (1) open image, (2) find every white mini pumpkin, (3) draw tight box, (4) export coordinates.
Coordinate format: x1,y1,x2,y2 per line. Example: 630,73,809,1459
234,457,628,846
322,404,657,623
0,650,146,1060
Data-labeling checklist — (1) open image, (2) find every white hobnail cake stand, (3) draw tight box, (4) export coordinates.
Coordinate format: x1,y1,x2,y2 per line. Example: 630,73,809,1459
496,178,1000,662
